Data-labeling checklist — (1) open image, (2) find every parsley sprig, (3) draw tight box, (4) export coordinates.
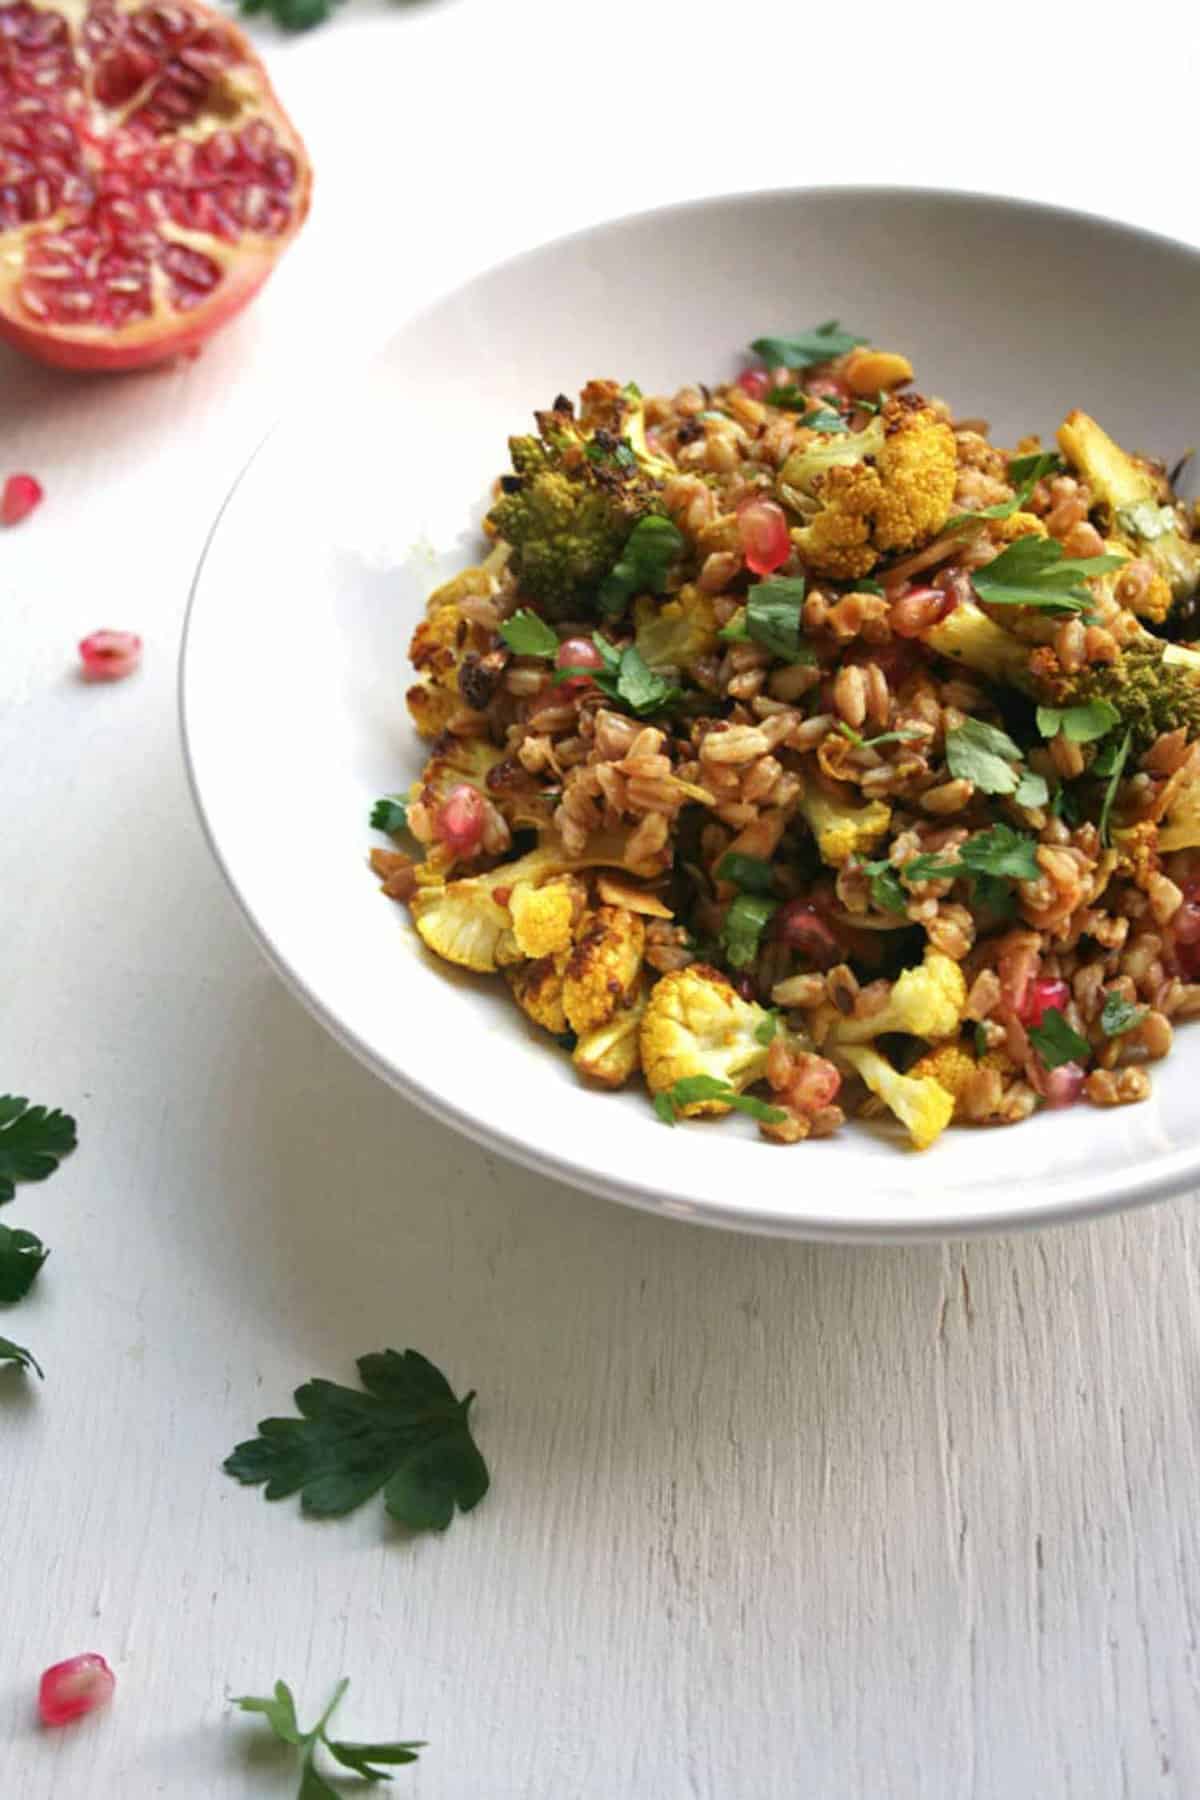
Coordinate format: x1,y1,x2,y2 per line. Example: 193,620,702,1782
0,1095,76,1203
971,537,1126,614
718,577,814,664
750,322,868,369
554,634,681,717
597,515,684,617
1101,991,1147,1038
1028,1008,1090,1071
654,1076,786,1127
233,1677,423,1795
224,1348,489,1532
500,609,560,659
0,1225,48,1304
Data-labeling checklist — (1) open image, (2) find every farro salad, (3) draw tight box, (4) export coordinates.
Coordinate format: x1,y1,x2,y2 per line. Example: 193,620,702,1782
370,324,1200,1151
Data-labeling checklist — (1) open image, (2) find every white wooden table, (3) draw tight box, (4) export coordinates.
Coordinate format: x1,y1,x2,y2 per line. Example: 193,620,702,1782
6,3,1200,1793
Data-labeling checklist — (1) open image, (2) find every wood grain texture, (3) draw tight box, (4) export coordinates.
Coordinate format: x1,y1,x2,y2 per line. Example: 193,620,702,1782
5,3,1200,1793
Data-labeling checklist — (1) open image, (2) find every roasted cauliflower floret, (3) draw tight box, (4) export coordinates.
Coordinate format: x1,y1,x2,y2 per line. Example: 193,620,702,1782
798,778,892,867
572,982,648,1088
563,906,645,1034
406,605,489,740
779,397,957,579
508,953,570,1033
509,876,583,959
1158,769,1200,853
839,1044,955,1150
640,964,775,1115
823,950,967,1047
633,585,718,675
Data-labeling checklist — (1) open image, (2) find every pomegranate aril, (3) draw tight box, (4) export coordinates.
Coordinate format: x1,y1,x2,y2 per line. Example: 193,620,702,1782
773,900,838,966
1019,976,1070,1029
79,629,142,681
39,1654,115,1726
736,497,791,576
555,636,603,692
737,368,770,400
1043,1061,1085,1109
1,472,43,525
436,783,485,856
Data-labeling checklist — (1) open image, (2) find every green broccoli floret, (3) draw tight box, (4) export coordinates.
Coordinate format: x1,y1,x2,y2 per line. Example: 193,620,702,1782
487,388,674,617
1058,411,1200,618
924,600,1200,752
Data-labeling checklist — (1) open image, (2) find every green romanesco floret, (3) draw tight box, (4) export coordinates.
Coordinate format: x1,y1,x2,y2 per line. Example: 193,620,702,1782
777,395,957,580
639,964,776,1114
1058,410,1200,615
838,1044,955,1150
487,387,675,617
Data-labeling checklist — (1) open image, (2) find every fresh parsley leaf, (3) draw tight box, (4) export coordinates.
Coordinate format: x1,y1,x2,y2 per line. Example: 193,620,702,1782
584,437,637,472
942,478,1039,536
369,796,409,834
736,577,813,664
0,1335,42,1378
753,1010,781,1046
1098,728,1132,845
973,1022,990,1058
849,577,886,596
223,1348,489,1532
0,1097,76,1205
860,857,908,915
1013,768,1050,808
1051,782,1083,826
972,536,1126,613
233,1677,423,1796
615,645,681,716
750,322,868,369
721,893,778,970
1007,450,1064,486
904,823,1041,891
1035,700,1121,744
654,1074,787,1126
500,609,559,659
716,852,774,895
240,0,338,29
838,724,925,751
800,407,850,434
1028,1007,1090,1071
1100,991,1147,1038
764,385,809,410
0,1225,48,1303
597,515,684,617
944,717,1023,796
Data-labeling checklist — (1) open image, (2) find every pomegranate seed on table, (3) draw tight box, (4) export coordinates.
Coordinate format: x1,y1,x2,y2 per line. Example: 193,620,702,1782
736,497,791,576
736,368,770,400
436,783,485,856
1,473,43,526
38,1654,115,1727
1043,1062,1085,1109
555,637,605,693
78,631,142,682
1018,977,1070,1029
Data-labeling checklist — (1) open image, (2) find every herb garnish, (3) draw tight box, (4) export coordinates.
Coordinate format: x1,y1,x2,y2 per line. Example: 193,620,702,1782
224,1348,489,1532
750,322,868,369
1028,1008,1090,1071
0,1096,76,1203
0,1335,42,1379
233,1677,423,1795
944,718,1025,796
716,853,774,895
837,724,925,752
859,857,908,916
1097,728,1132,845
1007,450,1064,486
654,1076,787,1126
971,537,1126,614
903,823,1041,891
799,407,849,435
1101,992,1147,1038
500,609,560,659
369,796,410,834
554,635,681,718
754,1010,781,1046
1035,700,1121,744
597,515,684,617
240,0,339,30
0,1225,48,1303
764,386,809,410
719,577,814,664
721,893,778,969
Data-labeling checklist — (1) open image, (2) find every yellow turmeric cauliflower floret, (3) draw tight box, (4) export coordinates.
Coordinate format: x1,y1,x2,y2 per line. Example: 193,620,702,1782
406,606,480,740
640,964,774,1115
633,585,718,675
780,398,956,579
908,1041,1017,1122
563,906,645,1034
824,950,967,1046
839,1044,954,1151
508,953,570,1033
797,778,892,867
572,981,648,1088
509,877,582,959
991,511,1047,545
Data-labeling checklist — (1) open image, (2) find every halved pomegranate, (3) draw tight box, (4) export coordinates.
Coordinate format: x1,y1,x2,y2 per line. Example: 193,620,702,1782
0,0,311,372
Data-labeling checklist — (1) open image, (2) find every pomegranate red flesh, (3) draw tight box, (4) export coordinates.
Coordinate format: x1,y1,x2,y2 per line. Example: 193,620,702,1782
0,0,312,371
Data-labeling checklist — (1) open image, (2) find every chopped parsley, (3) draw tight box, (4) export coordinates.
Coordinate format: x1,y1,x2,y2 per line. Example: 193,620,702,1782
717,853,774,895
1035,700,1121,744
859,857,908,916
1007,449,1065,486
1013,769,1050,808
1101,991,1147,1038
555,635,681,718
369,796,410,834
838,724,925,751
0,1095,76,1204
0,1225,48,1304
750,321,868,369
971,536,1126,614
500,608,560,659
719,577,814,664
764,385,809,410
903,823,1041,891
973,1022,990,1059
721,893,778,969
654,1075,787,1127
944,717,1024,796
0,1335,42,1379
584,436,637,471
799,407,850,435
754,1010,781,1047
1028,1008,1090,1071
223,1348,489,1532
233,1678,423,1794
1097,728,1132,845
597,515,684,617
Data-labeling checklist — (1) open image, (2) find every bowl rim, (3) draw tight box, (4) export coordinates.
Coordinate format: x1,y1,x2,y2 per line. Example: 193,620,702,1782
180,181,1200,1241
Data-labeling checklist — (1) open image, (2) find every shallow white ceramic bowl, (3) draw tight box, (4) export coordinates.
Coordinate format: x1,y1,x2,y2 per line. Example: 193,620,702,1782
182,186,1200,1240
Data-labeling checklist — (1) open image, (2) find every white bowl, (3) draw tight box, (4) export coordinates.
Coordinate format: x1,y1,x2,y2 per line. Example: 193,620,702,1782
182,186,1200,1240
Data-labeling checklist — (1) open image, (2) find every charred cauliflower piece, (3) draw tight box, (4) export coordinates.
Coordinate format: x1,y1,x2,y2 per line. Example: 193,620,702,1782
640,964,776,1115
840,1044,955,1151
509,876,583,959
509,953,570,1033
572,981,649,1088
825,950,967,1047
563,905,645,1034
779,396,956,580
798,778,892,867
407,546,512,738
